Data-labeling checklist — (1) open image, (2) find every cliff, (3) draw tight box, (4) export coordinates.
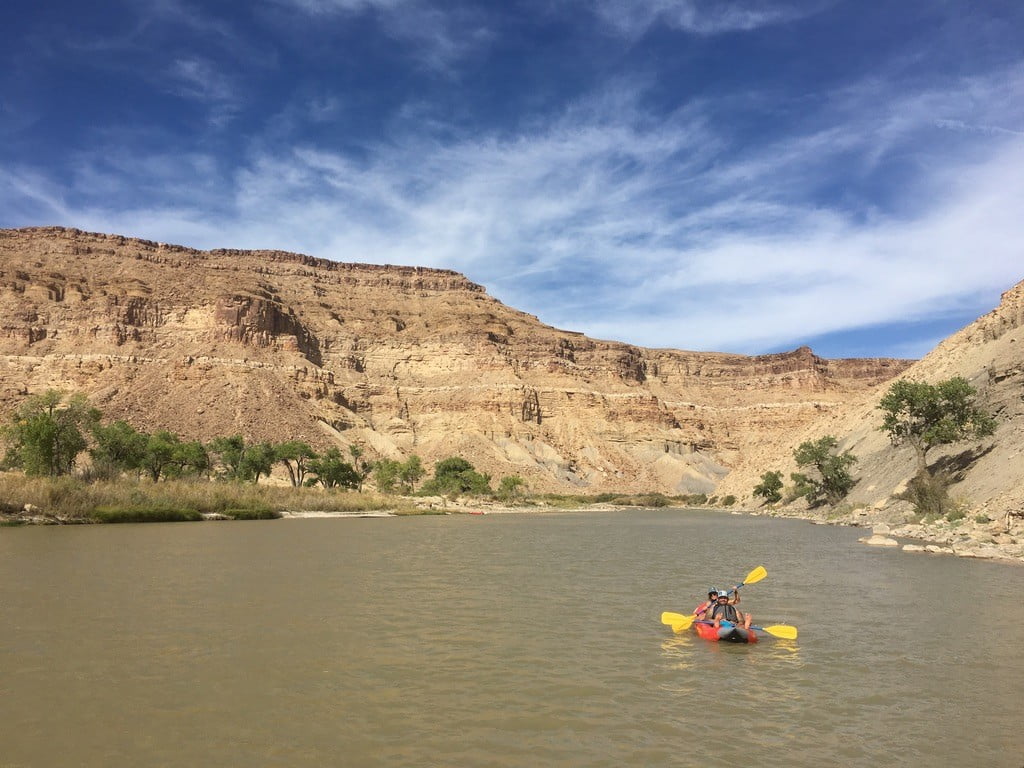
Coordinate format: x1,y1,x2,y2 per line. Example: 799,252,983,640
0,226,911,493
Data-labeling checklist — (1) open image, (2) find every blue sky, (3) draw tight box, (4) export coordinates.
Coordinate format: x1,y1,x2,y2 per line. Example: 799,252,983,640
2,0,1022,359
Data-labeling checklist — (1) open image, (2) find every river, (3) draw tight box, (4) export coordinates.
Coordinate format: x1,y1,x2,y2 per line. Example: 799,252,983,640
1,509,1022,767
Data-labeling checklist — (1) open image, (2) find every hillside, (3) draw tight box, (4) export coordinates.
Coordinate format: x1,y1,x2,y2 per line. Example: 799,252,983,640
0,226,910,494
716,279,1024,559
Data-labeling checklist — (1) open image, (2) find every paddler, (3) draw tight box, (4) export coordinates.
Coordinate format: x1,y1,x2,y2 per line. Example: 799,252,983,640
693,588,718,619
708,590,752,630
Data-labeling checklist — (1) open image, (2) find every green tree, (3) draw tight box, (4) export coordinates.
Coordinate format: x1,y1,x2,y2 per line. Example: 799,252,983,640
752,470,783,503
309,448,360,489
1,390,99,476
240,441,276,484
91,420,148,476
423,457,492,496
168,440,211,479
209,435,247,479
399,455,424,491
373,458,402,493
348,444,371,491
276,440,316,487
793,436,857,505
878,377,996,473
140,430,181,482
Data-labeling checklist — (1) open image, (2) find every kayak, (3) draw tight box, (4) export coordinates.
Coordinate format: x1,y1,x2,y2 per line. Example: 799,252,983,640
694,621,758,644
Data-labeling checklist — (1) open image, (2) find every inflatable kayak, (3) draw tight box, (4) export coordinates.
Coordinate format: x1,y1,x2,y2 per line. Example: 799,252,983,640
694,621,758,644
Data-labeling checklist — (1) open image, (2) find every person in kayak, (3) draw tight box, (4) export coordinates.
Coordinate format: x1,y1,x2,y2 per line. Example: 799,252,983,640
693,588,718,619
708,590,751,630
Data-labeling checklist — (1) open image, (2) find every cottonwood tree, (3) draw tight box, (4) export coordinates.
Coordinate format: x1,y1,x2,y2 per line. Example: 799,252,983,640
276,440,316,487
878,377,996,474
1,390,99,476
791,436,857,506
878,377,996,517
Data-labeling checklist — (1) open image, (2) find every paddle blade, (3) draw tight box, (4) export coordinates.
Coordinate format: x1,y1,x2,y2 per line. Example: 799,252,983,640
743,565,767,586
760,624,798,640
661,612,696,632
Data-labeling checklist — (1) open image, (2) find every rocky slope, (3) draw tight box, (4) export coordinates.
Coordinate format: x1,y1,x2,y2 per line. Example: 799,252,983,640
716,279,1024,560
0,226,911,494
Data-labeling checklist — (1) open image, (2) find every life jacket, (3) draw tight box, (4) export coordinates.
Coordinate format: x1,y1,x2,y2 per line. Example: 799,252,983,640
694,600,712,617
709,602,739,623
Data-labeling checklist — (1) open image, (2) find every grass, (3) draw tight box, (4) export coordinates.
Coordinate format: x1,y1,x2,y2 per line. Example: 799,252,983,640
0,472,717,524
0,472,412,523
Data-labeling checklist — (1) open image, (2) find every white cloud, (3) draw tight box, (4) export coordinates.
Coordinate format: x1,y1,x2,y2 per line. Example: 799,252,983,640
4,69,1023,357
589,0,827,37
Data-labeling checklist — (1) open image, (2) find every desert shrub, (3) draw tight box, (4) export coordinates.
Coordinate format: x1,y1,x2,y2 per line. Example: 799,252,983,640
721,495,736,507
900,470,953,517
753,471,783,503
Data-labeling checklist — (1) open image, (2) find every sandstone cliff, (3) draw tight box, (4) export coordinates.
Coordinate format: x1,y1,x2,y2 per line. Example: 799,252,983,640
0,227,911,493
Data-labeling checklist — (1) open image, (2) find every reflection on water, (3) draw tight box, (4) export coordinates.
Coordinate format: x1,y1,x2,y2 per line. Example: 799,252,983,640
1,510,1023,767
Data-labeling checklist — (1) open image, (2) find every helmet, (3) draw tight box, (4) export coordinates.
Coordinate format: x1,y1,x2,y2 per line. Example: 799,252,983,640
717,590,729,598
707,587,717,595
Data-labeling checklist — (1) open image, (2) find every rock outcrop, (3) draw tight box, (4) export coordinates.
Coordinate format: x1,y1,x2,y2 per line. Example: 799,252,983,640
716,277,1024,559
0,226,912,493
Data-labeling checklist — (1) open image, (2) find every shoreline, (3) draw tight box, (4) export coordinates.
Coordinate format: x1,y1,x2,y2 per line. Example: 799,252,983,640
5,491,1021,565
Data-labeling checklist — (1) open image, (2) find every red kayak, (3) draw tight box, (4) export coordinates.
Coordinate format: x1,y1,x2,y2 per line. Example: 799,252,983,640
694,621,758,644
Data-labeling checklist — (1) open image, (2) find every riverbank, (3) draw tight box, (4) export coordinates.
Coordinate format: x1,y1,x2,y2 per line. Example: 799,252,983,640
747,500,1024,564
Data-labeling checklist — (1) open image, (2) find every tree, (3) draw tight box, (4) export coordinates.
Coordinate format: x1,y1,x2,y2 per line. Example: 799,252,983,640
91,420,148,476
240,442,276,484
140,430,180,482
1,390,99,476
210,435,247,479
878,377,996,473
373,458,402,493
423,457,492,496
167,440,211,479
276,440,316,487
752,470,783,503
348,444,371,491
308,448,360,489
398,455,424,491
792,436,857,505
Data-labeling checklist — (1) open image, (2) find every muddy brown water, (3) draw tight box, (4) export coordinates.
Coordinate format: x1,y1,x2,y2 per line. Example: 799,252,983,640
2,509,1022,767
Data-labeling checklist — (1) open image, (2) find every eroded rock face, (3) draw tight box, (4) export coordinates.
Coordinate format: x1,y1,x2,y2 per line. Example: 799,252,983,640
0,226,913,492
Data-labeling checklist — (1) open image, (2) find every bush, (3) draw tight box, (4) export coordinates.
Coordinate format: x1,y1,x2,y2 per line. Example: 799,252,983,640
900,470,953,517
721,495,736,507
753,471,783,503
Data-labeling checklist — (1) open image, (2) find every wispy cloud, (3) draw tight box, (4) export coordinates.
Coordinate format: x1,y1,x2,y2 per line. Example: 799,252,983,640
271,0,494,70
3,58,1023,357
589,0,828,37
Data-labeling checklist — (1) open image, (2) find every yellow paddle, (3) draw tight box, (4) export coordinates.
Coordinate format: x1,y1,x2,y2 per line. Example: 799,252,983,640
661,566,768,634
694,619,799,640
751,623,798,640
730,565,767,594
660,611,696,633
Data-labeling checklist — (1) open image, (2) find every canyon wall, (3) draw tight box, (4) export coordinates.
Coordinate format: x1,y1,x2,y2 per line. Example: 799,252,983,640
0,227,912,493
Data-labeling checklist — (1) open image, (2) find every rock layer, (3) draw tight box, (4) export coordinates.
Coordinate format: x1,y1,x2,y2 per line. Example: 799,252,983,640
0,227,912,492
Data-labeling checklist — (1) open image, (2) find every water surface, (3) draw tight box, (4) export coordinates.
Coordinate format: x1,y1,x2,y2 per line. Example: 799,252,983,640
2,510,1022,767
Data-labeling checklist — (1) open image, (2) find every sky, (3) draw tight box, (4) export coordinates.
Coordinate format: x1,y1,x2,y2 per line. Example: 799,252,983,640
1,0,1022,359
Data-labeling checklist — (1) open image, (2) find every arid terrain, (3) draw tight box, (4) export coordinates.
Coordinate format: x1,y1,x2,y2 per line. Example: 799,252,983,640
1,226,1021,558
